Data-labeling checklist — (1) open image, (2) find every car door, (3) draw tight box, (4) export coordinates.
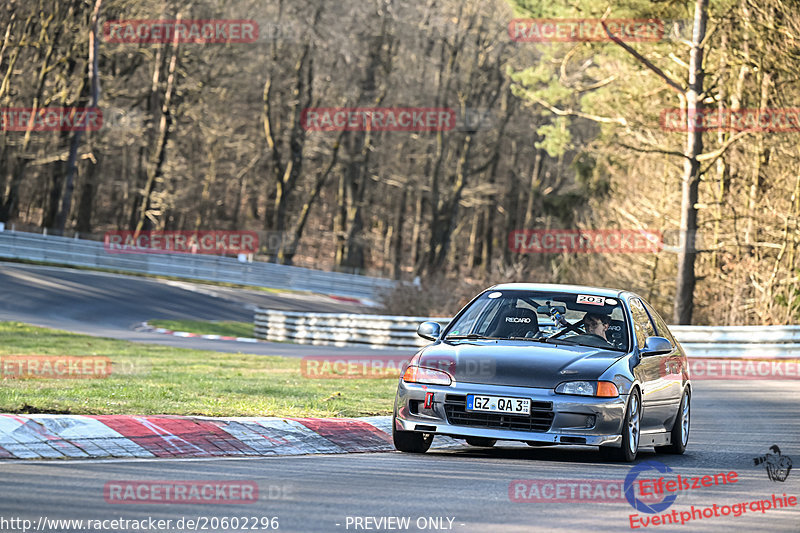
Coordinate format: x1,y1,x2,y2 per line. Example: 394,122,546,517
629,297,677,433
642,299,684,414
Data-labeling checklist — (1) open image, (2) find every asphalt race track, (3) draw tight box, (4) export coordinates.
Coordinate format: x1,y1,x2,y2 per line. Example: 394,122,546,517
2,381,798,532
1,263,799,532
0,263,407,357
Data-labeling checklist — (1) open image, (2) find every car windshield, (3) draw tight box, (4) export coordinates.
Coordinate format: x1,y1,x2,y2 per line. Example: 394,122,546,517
444,289,629,352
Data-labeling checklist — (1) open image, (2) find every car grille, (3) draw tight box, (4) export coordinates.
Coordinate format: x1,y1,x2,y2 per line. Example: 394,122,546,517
444,394,554,432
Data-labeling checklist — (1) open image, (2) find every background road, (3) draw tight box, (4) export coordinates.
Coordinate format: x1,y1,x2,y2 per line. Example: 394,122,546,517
0,263,410,357
2,380,798,533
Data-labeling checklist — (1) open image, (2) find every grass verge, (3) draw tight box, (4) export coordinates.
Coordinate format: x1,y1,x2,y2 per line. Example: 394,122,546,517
0,322,397,417
148,319,254,339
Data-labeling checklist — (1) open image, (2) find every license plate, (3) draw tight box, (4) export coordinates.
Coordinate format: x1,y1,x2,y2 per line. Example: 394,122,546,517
466,394,531,415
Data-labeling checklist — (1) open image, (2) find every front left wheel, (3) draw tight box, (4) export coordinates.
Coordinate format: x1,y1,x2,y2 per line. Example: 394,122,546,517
599,388,641,462
392,413,433,453
655,389,690,454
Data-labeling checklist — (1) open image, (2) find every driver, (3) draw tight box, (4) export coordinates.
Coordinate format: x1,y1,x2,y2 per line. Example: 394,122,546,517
584,312,612,343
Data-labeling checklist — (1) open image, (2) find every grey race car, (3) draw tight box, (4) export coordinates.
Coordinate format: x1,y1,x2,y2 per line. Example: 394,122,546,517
393,283,691,462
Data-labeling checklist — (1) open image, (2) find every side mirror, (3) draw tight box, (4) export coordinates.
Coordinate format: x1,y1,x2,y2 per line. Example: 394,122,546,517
641,336,673,356
417,321,441,341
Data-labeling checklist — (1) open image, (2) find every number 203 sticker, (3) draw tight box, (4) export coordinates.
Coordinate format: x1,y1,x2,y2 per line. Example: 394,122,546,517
577,294,605,306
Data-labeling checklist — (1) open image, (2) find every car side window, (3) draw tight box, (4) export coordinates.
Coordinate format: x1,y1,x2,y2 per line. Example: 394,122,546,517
450,297,490,335
475,300,502,335
643,301,677,346
629,298,656,350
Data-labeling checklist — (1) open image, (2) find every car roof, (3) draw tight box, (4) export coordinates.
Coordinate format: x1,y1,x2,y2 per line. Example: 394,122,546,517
487,282,628,299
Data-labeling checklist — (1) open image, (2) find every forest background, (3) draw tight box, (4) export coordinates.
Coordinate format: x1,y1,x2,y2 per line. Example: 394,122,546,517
1,0,799,325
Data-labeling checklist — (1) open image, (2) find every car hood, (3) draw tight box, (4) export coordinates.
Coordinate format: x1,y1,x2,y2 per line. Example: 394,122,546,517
418,340,624,389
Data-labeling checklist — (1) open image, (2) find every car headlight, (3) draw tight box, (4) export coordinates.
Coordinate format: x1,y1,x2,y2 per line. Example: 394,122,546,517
555,380,619,398
402,366,453,386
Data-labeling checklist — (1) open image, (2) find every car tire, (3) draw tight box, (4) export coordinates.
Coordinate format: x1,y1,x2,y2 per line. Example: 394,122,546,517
392,413,433,453
465,437,497,447
655,389,689,455
599,388,641,462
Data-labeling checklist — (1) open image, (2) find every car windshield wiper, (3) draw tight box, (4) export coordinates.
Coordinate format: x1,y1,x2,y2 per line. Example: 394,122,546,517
506,336,561,345
556,337,624,351
445,333,497,341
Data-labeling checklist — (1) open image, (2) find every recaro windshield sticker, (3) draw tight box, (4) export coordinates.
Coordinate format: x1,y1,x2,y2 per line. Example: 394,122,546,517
576,294,605,306
488,291,502,298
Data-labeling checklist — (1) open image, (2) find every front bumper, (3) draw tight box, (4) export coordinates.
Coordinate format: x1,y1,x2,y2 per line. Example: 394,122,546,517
395,380,627,447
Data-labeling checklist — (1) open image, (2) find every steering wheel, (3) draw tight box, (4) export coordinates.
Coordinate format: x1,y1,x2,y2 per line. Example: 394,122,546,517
547,318,586,340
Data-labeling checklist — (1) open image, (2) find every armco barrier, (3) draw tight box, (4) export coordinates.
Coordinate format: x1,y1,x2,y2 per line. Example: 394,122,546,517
254,308,800,358
254,309,448,349
0,230,395,301
668,325,800,358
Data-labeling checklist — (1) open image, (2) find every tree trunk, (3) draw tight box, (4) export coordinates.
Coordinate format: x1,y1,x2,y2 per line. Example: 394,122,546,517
0,10,60,223
673,0,709,324
410,192,424,272
57,0,100,232
744,71,771,249
135,24,179,233
390,188,406,279
75,152,98,233
467,210,481,270
42,130,72,229
282,135,342,265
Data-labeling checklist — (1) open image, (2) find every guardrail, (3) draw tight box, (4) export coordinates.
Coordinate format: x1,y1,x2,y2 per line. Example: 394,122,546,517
0,230,396,301
668,325,800,358
254,309,449,349
254,308,800,358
